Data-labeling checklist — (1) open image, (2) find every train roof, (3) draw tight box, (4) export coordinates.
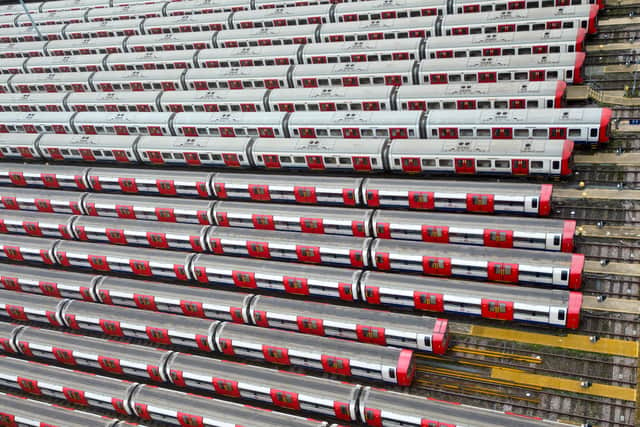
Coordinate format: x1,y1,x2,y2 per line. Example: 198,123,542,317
136,134,252,150
132,384,332,427
164,0,249,14
233,3,332,21
68,90,161,104
65,18,143,34
0,2,42,14
0,22,65,39
0,264,97,289
396,81,564,98
14,8,86,26
0,391,133,427
0,91,68,105
389,138,567,156
185,65,291,79
126,30,216,45
73,111,174,125
92,68,184,82
362,387,569,427
361,271,572,306
56,239,194,264
424,28,580,48
143,11,231,28
83,192,216,210
0,40,48,55
425,108,604,125
168,351,359,397
215,200,371,218
292,59,414,77
0,289,67,318
85,2,163,20
105,49,197,64
268,86,394,102
10,71,94,84
334,0,443,13
303,37,422,55
441,5,593,25
216,23,319,41
173,111,287,125
1,111,74,123
40,0,108,12
419,53,579,73
0,187,85,203
251,137,387,155
197,44,300,61
0,132,41,148
213,172,362,187
26,53,106,67
38,132,139,148
363,177,548,196
46,35,126,50
87,166,213,181
161,88,269,103
288,111,423,126
319,15,437,34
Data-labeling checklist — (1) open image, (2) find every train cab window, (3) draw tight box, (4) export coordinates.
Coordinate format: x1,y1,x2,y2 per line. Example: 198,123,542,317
558,309,565,321
590,128,598,138
495,160,509,168
552,160,560,169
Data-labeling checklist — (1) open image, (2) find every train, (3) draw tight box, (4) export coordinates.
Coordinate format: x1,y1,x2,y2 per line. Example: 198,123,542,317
0,81,571,113
0,108,613,144
0,28,585,72
0,331,579,426
0,289,416,385
0,263,449,352
0,2,600,38
0,54,586,94
0,236,583,327
0,210,583,288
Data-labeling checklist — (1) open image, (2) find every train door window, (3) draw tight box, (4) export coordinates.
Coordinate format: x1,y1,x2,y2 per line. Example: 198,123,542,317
529,70,545,81
509,99,525,109
478,72,496,83
492,128,512,139
428,73,448,84
439,128,458,139
550,128,567,139
455,158,475,174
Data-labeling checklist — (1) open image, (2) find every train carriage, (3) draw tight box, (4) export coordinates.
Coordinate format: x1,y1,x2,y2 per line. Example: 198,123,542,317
423,28,585,59
105,50,198,71
0,188,85,215
0,41,48,58
211,173,363,205
94,276,248,318
82,193,215,224
0,264,98,299
0,23,65,43
129,384,334,427
370,209,573,251
86,2,163,22
86,167,213,197
287,111,424,139
0,210,76,239
165,0,250,15
395,81,567,110
292,60,414,88
418,53,585,85
204,226,371,267
215,24,319,47
142,12,231,34
301,38,422,64
358,271,582,328
0,392,136,427
197,45,300,68
159,89,268,112
136,135,253,167
248,294,448,352
125,30,216,52
334,0,444,22
0,57,26,75
361,178,552,215
0,234,58,265
0,92,68,112
212,201,373,236
190,252,362,299
61,298,216,348
450,0,604,14
11,325,173,381
65,19,142,39
319,16,437,42
54,240,195,280
0,289,66,325
38,133,140,163
268,86,394,112
233,4,332,28
184,65,290,90
72,111,173,136
0,133,42,160
45,36,126,56
440,5,599,35
424,108,611,144
165,352,360,421
67,90,162,112
73,216,208,251
91,69,184,92
369,239,584,287
25,53,106,73
213,321,415,385
0,357,136,414
9,72,94,93
387,139,573,176
172,111,286,137
0,111,75,134
251,137,388,171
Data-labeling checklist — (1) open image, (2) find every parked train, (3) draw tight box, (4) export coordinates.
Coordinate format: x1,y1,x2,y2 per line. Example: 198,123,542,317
0,290,416,385
0,332,580,427
0,390,146,427
0,162,557,216
0,209,583,288
0,235,583,327
0,109,613,144
0,6,600,46
0,29,586,72
0,81,571,114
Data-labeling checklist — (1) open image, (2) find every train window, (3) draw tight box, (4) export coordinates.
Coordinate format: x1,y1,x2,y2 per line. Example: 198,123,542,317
478,101,491,109
455,51,467,58
460,129,473,136
550,46,561,53
439,159,452,167
422,159,436,167
552,160,560,169
469,50,481,57
502,48,515,55
464,74,476,82
528,101,540,108
495,160,509,168
481,5,493,10
449,75,461,82
477,160,491,168
325,157,336,164
532,129,546,137
514,129,528,137
339,157,351,165
362,129,374,136
547,71,558,79
590,128,598,138
317,129,329,136
498,73,510,81
443,102,455,109
279,156,291,163
531,161,543,169
477,129,490,137
568,129,581,137
514,72,527,80
427,102,440,109
470,28,482,34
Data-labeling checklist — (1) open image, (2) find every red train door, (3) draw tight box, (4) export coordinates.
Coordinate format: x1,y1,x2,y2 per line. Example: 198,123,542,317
511,159,529,175
454,158,475,174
